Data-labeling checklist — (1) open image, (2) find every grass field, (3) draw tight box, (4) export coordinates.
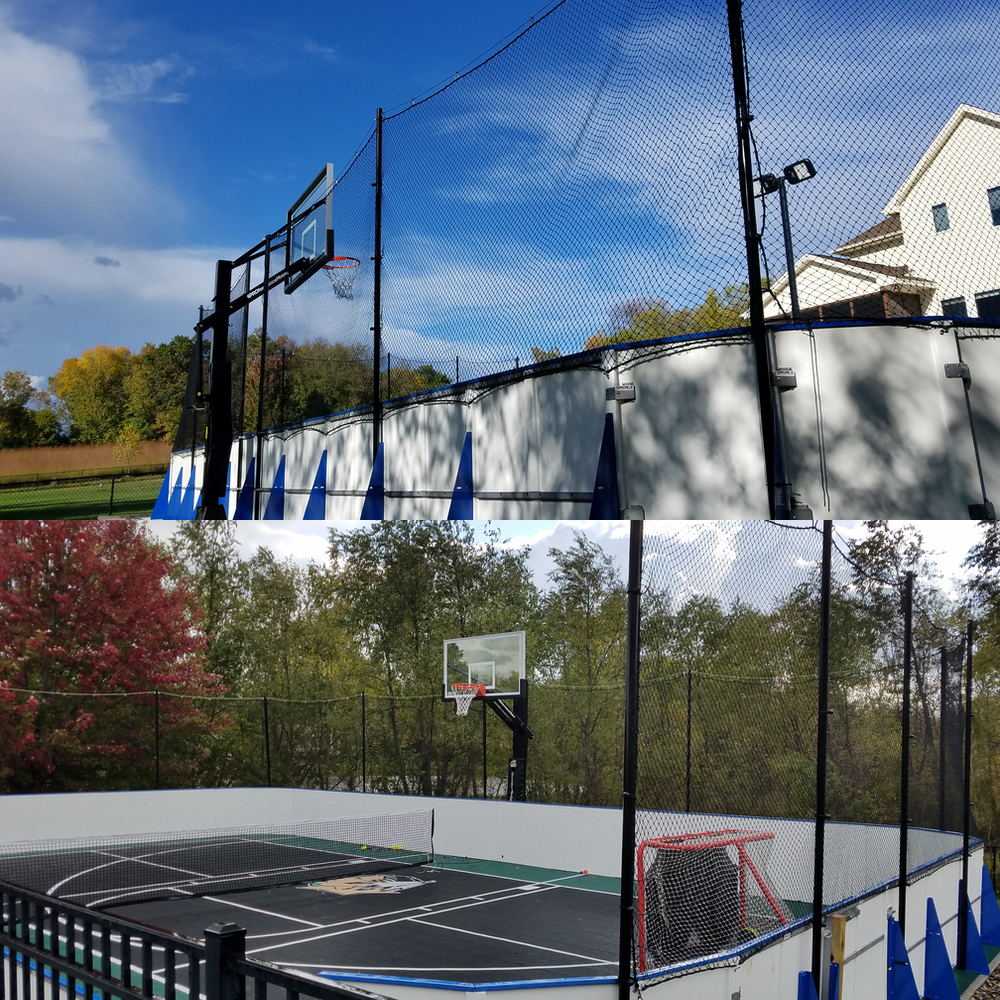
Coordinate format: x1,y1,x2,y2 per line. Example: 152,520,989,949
0,472,166,519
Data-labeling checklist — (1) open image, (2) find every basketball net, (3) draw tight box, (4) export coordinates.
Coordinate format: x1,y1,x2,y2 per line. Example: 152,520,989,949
324,257,361,300
451,683,484,716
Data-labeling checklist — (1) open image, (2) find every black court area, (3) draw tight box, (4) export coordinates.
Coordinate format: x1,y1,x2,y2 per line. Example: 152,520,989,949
107,858,622,991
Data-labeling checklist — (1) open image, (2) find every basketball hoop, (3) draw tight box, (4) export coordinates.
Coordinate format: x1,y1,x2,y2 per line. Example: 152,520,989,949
323,257,361,300
451,682,485,716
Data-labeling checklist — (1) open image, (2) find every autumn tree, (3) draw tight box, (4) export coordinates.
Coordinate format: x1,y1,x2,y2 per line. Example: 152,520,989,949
49,345,133,444
586,285,753,350
0,521,226,792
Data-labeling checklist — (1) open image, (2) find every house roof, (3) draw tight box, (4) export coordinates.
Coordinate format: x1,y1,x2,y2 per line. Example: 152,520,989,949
763,254,935,303
833,214,902,256
883,104,1000,213
808,255,910,278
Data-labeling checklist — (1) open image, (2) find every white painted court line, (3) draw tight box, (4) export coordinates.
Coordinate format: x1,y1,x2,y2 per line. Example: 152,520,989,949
244,882,554,941
413,917,615,964
246,885,558,955
200,895,324,928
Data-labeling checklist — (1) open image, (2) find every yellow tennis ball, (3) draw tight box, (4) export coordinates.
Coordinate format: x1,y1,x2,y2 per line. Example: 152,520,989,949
361,845,367,850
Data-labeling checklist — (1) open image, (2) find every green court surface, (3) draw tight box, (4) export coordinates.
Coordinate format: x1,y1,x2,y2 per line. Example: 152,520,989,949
431,853,622,895
0,473,164,519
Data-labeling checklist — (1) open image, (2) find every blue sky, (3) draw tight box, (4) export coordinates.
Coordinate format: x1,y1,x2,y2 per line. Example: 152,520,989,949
2,0,998,389
0,0,553,382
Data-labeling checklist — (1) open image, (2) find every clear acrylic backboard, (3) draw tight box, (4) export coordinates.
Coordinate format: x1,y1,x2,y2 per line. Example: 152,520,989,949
444,631,525,700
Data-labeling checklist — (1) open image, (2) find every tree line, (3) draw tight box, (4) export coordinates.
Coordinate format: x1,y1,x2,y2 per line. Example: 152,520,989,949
1,520,998,844
0,334,449,453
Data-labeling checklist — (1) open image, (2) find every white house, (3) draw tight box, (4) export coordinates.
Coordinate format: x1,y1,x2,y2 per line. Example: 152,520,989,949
763,104,1000,321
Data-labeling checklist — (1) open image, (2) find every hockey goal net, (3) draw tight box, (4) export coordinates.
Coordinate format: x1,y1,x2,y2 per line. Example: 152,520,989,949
636,829,793,972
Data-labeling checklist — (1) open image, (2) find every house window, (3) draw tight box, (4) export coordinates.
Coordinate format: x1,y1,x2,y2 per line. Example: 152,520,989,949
941,297,968,317
975,289,1000,319
989,186,1000,226
932,203,950,232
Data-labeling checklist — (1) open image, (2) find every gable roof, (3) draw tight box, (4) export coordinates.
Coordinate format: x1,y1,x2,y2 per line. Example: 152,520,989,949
763,254,933,304
833,214,902,256
883,104,1000,213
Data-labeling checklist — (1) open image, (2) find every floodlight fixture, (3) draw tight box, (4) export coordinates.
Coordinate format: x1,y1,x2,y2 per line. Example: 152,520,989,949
753,173,781,198
753,157,818,321
784,159,817,184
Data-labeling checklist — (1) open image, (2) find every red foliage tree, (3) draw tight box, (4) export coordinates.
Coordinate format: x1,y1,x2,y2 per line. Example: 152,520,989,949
0,521,226,792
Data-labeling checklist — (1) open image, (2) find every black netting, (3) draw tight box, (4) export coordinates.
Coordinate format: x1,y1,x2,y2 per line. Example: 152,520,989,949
194,0,1000,472
379,0,748,378
634,522,822,982
629,522,972,985
744,0,1000,323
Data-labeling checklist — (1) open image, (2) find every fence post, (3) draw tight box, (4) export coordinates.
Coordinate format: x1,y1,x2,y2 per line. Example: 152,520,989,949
263,697,272,787
617,519,644,1000
959,619,975,967
812,520,832,991
204,923,246,1000
898,571,914,934
154,690,160,790
361,691,367,793
108,475,116,515
685,665,692,812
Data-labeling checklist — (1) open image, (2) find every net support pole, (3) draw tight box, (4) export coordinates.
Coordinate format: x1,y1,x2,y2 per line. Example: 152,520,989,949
959,618,975,967
618,519,644,1000
254,236,271,520
811,520,832,991
939,645,947,831
898,571,914,934
725,0,789,519
372,108,384,465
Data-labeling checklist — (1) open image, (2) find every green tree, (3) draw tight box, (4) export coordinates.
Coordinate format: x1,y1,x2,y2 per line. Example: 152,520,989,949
0,371,41,447
124,335,194,441
324,522,538,797
534,532,626,806
964,523,1000,845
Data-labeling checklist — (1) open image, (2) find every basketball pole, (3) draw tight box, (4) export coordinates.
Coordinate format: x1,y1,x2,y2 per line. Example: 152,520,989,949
372,108,384,465
618,518,643,1000
197,258,233,520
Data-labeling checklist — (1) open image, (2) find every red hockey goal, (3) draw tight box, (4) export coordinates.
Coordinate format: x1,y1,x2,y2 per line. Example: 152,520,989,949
636,829,792,972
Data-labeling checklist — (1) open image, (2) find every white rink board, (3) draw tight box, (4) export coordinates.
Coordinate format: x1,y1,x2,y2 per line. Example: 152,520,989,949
167,323,998,518
0,788,982,1000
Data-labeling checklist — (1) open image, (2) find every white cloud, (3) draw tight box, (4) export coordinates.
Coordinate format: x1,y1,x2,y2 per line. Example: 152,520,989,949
0,17,178,240
94,57,191,103
0,236,239,375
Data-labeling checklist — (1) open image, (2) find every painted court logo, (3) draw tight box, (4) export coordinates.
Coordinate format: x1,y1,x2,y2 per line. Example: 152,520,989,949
302,874,434,896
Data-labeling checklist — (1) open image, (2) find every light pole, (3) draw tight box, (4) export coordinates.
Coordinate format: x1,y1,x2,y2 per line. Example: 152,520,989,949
753,159,817,320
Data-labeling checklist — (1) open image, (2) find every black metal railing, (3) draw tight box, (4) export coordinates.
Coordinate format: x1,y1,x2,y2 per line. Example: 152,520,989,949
0,882,379,1000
